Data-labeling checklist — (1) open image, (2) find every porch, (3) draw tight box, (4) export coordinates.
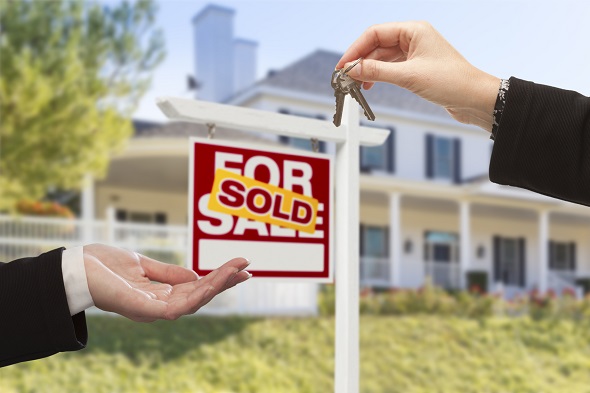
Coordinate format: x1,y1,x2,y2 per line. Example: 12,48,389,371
358,175,590,297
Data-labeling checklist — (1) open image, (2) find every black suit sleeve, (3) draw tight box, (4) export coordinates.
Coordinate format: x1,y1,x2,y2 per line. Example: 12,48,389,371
490,77,590,206
0,248,88,367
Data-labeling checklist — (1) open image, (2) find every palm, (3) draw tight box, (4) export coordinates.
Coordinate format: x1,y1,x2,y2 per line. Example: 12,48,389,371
83,244,250,322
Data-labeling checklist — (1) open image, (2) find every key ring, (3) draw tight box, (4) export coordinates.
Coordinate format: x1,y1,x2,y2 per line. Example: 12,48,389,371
343,57,363,75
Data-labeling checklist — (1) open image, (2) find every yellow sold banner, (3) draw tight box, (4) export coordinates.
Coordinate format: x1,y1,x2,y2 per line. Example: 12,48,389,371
208,168,319,233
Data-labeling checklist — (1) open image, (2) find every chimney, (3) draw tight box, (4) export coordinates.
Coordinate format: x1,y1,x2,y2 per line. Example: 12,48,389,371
192,4,258,103
233,38,258,95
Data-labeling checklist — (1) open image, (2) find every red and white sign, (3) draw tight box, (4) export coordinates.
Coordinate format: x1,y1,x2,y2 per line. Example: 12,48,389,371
189,138,334,282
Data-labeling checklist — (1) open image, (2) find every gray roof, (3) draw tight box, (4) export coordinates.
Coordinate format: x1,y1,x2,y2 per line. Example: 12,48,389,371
256,49,450,119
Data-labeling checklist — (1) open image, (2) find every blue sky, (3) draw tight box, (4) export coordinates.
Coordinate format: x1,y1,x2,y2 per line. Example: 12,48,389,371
133,0,590,121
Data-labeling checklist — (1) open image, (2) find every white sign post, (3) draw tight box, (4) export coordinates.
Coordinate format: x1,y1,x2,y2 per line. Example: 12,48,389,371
157,95,389,393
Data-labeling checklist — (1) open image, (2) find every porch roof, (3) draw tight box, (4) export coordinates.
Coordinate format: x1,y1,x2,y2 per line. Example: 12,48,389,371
360,174,590,217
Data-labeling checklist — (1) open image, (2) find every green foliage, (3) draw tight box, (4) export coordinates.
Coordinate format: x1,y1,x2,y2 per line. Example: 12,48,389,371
321,284,590,322
321,283,495,319
0,0,165,210
2,315,590,392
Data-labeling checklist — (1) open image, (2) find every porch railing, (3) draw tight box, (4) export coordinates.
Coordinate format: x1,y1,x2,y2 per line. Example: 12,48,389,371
425,261,461,290
360,256,390,287
548,269,583,297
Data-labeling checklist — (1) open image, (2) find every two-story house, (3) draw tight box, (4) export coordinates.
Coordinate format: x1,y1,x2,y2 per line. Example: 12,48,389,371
94,4,590,308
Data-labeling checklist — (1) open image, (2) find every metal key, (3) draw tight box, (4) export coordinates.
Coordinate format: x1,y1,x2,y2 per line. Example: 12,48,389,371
337,73,375,122
331,70,346,126
347,79,375,122
331,58,375,127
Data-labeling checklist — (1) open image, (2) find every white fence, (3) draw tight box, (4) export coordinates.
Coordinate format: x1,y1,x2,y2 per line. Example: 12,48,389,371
0,214,318,316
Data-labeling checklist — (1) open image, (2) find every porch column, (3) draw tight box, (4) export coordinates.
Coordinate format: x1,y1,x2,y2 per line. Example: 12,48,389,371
459,200,471,290
81,173,95,244
389,192,402,287
538,210,549,293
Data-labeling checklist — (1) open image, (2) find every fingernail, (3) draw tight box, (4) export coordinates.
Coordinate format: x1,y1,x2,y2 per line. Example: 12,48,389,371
245,271,253,279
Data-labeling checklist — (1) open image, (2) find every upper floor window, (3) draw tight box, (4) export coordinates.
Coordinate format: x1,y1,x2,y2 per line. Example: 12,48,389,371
426,134,461,183
278,109,326,152
361,125,395,174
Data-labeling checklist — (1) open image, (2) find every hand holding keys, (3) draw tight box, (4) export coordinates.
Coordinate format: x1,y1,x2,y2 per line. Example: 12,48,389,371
331,58,376,127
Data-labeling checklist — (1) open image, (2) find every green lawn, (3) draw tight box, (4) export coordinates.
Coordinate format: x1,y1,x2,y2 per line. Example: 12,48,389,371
2,315,590,393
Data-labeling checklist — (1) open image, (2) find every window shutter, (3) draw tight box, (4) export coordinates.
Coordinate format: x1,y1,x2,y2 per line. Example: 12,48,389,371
359,224,365,256
426,134,434,178
518,237,526,287
384,227,390,258
493,236,500,283
453,138,462,184
387,128,396,173
548,240,555,270
570,242,577,271
424,231,430,261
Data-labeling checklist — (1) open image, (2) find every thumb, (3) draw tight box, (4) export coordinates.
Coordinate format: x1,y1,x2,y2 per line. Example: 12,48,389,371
344,58,411,89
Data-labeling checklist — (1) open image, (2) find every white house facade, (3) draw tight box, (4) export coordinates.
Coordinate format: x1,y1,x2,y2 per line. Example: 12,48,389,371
3,5,589,316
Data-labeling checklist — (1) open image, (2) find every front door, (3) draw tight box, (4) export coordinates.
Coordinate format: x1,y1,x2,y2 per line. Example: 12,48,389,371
424,231,459,289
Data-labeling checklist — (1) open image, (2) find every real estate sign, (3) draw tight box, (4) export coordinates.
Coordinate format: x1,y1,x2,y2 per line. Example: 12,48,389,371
189,138,334,282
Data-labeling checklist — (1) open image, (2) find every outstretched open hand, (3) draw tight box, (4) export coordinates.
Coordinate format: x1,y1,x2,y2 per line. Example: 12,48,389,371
83,244,251,322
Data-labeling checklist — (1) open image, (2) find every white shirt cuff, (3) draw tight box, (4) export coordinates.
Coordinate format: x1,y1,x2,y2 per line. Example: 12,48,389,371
62,246,94,315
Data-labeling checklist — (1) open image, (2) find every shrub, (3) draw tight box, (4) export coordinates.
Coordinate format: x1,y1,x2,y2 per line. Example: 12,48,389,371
318,282,590,321
16,199,74,218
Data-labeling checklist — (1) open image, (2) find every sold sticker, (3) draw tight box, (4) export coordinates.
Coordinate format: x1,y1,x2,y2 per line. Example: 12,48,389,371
208,169,319,233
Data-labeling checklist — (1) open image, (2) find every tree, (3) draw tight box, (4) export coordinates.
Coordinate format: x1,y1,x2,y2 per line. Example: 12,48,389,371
0,0,165,210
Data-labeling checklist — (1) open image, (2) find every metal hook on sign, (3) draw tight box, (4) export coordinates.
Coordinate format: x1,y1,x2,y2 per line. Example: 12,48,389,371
311,138,320,153
207,123,216,139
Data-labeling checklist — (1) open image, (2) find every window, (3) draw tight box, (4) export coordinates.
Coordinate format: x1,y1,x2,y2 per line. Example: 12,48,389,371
425,134,461,182
424,231,460,289
278,109,326,152
360,225,388,257
549,241,576,271
360,126,395,173
115,209,167,225
434,137,452,178
493,236,525,287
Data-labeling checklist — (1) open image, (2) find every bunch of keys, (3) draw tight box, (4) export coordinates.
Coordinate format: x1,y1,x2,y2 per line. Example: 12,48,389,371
331,57,376,127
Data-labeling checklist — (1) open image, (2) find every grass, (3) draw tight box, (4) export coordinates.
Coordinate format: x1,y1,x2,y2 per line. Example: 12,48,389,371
2,315,590,392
